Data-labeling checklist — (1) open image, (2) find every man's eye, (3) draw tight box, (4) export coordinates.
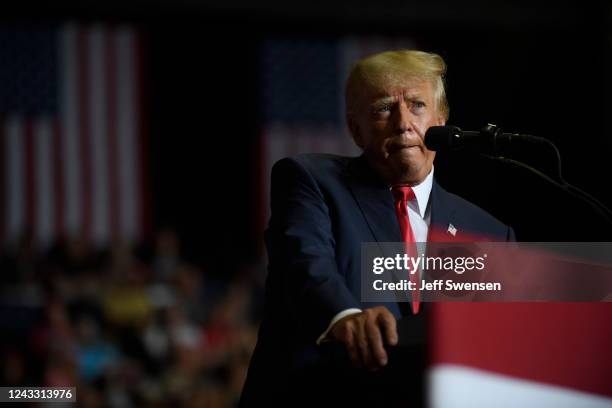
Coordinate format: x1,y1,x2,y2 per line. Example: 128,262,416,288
412,101,426,109
374,105,391,113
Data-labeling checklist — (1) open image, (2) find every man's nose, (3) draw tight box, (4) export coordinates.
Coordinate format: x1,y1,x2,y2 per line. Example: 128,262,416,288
394,101,414,134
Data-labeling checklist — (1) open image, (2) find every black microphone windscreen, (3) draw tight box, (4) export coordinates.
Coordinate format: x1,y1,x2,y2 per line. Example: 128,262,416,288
424,126,461,151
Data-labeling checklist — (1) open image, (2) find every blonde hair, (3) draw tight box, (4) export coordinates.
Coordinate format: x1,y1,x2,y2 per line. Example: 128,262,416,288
345,50,449,120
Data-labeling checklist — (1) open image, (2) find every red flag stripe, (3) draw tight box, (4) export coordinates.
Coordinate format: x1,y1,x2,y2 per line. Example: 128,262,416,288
78,28,92,243
116,27,140,243
89,26,111,246
33,118,54,247
5,118,24,244
60,25,82,241
106,27,120,243
134,30,148,243
52,119,65,241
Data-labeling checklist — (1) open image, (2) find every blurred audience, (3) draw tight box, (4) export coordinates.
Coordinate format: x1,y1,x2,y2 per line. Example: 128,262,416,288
0,229,263,407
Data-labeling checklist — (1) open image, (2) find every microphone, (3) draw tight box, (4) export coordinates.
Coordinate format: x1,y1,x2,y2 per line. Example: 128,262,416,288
425,124,547,154
425,124,612,226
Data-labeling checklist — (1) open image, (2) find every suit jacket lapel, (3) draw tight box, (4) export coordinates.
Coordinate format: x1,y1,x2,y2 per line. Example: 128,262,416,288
347,156,402,244
347,156,403,316
348,159,459,243
429,180,459,242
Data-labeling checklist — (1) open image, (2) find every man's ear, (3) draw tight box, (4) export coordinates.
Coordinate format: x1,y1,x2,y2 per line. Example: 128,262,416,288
436,115,446,126
347,115,364,148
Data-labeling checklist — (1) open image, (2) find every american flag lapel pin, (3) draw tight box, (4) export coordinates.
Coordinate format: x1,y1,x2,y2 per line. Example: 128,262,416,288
447,223,457,237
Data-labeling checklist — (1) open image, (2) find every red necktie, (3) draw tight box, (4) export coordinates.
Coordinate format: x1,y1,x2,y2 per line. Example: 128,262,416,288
391,185,420,314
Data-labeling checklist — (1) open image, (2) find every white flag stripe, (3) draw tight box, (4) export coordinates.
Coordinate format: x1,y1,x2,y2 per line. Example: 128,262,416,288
116,27,139,242
34,117,54,247
89,26,110,246
60,24,82,238
429,365,612,408
5,116,24,243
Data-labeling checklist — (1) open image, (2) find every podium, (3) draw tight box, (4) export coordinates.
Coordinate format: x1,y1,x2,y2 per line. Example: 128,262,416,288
315,311,428,407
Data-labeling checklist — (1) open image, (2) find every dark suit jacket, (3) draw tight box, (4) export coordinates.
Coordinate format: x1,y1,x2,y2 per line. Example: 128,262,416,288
240,154,514,406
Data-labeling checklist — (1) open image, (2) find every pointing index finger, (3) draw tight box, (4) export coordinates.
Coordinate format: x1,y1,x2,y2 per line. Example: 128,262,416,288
377,311,398,346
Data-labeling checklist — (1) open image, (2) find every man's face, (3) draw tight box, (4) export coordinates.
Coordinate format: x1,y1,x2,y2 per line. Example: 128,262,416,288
349,78,445,185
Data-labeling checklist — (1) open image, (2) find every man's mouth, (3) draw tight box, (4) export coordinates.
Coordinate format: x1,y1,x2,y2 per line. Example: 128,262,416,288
389,144,420,154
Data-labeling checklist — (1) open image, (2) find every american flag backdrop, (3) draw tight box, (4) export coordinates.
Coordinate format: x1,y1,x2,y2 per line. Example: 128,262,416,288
0,23,148,250
259,36,415,226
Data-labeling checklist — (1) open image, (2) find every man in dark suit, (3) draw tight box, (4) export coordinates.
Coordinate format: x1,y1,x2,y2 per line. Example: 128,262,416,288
240,50,514,406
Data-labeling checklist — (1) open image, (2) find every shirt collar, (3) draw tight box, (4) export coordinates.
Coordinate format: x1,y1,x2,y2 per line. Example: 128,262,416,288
388,166,434,218
408,166,434,218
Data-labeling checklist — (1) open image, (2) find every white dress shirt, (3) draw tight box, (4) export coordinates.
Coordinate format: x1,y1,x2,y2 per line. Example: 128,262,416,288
316,167,434,344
